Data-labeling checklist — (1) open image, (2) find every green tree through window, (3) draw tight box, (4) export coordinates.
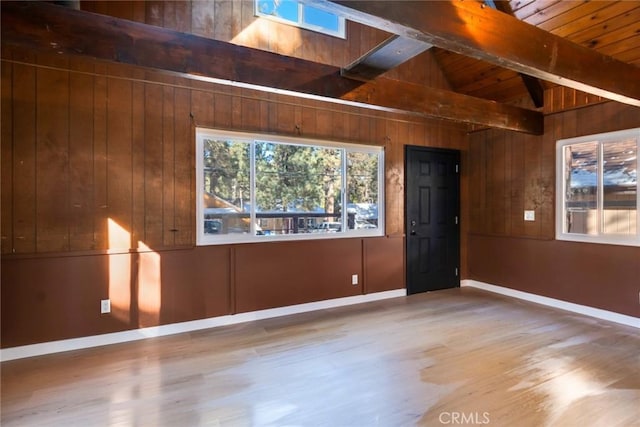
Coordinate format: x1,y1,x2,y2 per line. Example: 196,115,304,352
197,130,383,244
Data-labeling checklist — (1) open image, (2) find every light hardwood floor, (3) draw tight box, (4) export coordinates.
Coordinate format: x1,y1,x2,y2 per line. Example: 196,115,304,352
2,288,639,427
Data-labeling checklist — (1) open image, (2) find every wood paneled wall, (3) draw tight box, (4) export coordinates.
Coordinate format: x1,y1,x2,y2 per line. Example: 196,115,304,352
469,101,640,240
468,101,640,317
544,86,607,114
1,50,193,254
0,47,467,347
1,47,465,255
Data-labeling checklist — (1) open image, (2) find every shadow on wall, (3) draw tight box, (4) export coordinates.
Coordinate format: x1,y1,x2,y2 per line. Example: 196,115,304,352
107,218,161,329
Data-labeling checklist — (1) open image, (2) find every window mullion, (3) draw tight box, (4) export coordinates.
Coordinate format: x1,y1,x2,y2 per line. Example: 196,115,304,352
250,140,257,236
298,2,304,26
597,141,603,236
341,149,347,232
637,136,640,243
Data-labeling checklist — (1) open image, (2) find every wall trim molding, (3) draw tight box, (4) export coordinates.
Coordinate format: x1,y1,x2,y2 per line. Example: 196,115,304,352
462,279,639,329
0,289,407,362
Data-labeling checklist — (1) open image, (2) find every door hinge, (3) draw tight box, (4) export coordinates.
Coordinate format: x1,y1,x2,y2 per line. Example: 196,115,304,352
455,164,459,173
455,216,458,225
455,267,459,276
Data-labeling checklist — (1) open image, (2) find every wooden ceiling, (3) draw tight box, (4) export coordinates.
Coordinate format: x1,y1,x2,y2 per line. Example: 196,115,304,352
434,0,640,107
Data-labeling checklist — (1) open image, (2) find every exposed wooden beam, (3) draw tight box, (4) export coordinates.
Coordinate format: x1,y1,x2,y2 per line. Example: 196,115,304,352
306,0,640,107
485,0,545,108
0,1,542,134
519,73,545,108
342,35,432,81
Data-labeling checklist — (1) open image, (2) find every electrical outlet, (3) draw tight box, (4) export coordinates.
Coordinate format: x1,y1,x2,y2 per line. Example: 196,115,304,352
351,274,358,285
101,299,111,314
524,210,535,221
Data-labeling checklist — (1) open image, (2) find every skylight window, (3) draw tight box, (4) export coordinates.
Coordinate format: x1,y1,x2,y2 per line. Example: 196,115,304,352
256,0,346,38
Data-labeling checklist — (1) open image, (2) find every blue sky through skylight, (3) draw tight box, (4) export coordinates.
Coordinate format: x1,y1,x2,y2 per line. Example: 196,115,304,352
256,0,344,37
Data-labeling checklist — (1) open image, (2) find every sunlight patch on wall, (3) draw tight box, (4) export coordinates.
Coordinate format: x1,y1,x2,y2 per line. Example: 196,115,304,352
137,241,162,328
108,218,131,324
232,18,302,56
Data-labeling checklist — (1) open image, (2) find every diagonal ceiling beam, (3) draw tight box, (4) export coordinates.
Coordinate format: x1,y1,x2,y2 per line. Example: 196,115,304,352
342,35,432,81
0,1,543,134
304,0,640,107
485,0,545,108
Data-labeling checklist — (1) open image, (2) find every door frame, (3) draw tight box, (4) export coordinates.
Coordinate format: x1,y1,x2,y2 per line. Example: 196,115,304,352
404,145,461,294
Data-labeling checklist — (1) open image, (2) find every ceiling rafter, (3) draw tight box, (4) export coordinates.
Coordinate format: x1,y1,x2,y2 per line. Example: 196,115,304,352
304,0,640,107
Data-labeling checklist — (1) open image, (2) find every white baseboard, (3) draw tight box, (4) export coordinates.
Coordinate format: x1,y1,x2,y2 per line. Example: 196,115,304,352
0,289,406,362
462,279,640,329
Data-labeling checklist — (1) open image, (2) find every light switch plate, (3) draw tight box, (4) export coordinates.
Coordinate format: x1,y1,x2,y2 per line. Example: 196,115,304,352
524,210,535,221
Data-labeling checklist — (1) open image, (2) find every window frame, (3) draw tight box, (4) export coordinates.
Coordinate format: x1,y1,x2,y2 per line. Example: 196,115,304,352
254,0,346,39
556,127,640,247
196,128,385,246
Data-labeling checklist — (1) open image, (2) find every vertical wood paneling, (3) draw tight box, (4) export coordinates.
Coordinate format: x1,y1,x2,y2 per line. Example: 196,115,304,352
145,1,164,27
301,100,317,137
191,0,216,38
68,58,95,251
469,100,640,241
240,95,261,132
231,88,243,129
509,131,525,236
190,86,214,128
173,1,192,33
162,0,176,31
1,55,13,253
385,120,401,236
163,85,176,247
105,1,133,20
173,87,193,246
468,133,482,234
488,130,506,235
544,86,606,114
214,87,232,128
540,114,558,239
144,82,164,248
523,133,540,237
36,56,70,252
106,72,133,250
213,0,233,42
314,108,331,142
2,54,468,255
238,0,264,50
131,1,146,22
346,20,362,65
503,131,513,235
131,70,146,247
275,98,293,135
93,63,109,251
331,106,347,141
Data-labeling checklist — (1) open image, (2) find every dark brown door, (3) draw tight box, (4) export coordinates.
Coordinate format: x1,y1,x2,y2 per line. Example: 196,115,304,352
405,146,460,294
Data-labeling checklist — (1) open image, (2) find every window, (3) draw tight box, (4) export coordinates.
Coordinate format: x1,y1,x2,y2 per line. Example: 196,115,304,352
556,128,639,246
196,129,384,245
255,0,346,38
